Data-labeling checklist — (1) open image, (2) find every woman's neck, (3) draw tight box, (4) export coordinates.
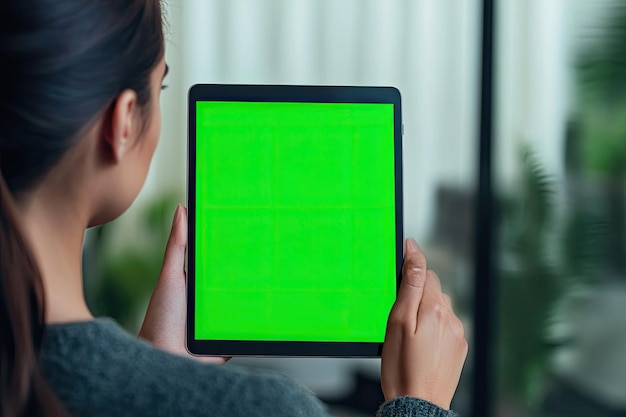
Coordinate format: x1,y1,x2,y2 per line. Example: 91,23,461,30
18,179,93,324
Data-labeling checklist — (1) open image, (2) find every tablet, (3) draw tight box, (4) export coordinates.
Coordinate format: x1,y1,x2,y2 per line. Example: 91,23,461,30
187,84,403,356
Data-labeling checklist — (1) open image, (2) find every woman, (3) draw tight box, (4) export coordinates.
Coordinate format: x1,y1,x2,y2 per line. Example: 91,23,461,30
0,1,468,416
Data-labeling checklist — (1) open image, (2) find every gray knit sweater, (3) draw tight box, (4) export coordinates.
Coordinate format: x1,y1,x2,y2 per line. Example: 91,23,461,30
40,318,456,417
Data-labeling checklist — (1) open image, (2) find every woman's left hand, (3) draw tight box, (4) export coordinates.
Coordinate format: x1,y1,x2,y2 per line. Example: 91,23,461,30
139,204,228,364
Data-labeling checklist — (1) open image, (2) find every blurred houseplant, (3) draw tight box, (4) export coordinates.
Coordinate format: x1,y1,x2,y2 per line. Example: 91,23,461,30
576,1,626,273
497,149,607,408
497,149,562,407
84,192,182,332
498,2,625,409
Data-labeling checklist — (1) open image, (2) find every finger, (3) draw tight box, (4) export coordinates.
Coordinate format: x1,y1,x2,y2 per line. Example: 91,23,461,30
426,270,442,295
197,356,231,365
420,270,443,309
160,205,188,281
417,270,446,319
394,239,428,314
442,293,453,309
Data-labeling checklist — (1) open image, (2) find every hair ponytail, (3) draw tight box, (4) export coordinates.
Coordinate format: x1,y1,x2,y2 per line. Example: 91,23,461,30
0,173,64,416
0,0,164,412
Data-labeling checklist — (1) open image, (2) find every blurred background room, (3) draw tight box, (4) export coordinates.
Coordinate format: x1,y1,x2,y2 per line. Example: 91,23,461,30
82,1,626,416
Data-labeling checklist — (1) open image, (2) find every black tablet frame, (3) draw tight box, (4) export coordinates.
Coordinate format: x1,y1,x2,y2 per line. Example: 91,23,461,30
187,84,403,357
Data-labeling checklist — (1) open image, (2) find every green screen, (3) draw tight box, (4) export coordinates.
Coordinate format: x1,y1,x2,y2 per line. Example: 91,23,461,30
194,101,396,343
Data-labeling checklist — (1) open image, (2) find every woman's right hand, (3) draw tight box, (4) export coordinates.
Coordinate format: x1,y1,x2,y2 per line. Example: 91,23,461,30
381,238,468,410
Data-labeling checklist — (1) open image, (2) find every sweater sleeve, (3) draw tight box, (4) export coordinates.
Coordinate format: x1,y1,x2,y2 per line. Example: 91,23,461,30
376,396,458,417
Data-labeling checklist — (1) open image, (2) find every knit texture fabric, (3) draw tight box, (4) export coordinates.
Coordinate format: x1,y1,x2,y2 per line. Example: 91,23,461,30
40,318,457,417
377,396,457,417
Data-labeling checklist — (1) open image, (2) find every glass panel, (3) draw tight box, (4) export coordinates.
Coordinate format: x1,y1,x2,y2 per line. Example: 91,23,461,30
494,1,626,415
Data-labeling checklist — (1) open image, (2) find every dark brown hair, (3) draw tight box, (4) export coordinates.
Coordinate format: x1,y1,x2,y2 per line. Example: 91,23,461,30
0,1,164,415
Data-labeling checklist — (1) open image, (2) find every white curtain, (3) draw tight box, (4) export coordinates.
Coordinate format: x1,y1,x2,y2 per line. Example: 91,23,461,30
142,0,481,244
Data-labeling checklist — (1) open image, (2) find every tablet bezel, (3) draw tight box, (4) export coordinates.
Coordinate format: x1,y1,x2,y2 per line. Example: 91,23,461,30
187,84,403,357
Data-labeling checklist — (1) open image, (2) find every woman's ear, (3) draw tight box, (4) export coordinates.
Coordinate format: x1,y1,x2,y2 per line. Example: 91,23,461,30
102,89,138,163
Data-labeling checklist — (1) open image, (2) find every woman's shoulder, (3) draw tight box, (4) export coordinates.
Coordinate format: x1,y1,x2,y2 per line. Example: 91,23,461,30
41,318,327,417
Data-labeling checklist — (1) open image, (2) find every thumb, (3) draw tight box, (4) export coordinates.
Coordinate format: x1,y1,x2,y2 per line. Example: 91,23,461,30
160,205,187,282
393,239,428,315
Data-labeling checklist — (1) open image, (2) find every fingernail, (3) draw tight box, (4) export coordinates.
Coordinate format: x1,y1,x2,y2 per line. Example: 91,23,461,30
406,238,418,253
